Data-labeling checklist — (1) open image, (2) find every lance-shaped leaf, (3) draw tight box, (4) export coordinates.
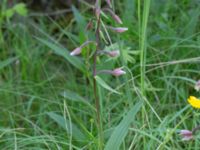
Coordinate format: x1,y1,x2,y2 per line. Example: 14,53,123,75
105,101,143,150
95,76,120,94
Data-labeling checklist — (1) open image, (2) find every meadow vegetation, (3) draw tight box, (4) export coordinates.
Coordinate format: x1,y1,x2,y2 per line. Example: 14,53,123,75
0,0,200,149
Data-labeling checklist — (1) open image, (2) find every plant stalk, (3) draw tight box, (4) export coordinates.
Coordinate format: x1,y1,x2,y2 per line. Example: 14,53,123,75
93,0,103,149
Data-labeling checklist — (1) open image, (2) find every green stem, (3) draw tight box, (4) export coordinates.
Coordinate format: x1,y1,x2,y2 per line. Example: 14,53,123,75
93,0,103,149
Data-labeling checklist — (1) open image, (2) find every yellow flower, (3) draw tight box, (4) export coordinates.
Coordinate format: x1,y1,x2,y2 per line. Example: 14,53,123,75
188,96,200,108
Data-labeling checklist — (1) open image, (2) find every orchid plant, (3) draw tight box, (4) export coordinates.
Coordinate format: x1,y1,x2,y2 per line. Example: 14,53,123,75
70,0,127,147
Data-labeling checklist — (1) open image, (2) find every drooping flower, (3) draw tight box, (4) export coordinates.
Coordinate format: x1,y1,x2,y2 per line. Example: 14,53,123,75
96,67,126,77
194,80,200,91
187,96,200,108
103,8,123,24
180,130,193,141
70,41,96,56
95,7,101,19
113,14,123,24
111,68,126,76
107,26,128,33
97,50,120,57
106,50,120,57
70,47,82,56
86,20,93,31
106,0,112,7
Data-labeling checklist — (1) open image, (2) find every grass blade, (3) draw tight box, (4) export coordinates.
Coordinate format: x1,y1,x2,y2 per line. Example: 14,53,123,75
105,101,143,150
95,76,120,94
0,57,17,70
47,112,87,142
61,90,95,111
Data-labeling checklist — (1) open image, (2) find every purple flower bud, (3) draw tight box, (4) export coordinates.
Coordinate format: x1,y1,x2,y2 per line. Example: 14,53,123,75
103,8,123,24
180,130,193,141
95,7,101,19
86,20,93,31
106,0,112,7
108,26,128,33
70,41,96,56
113,14,123,24
107,50,120,57
70,47,82,56
111,68,126,76
195,80,200,91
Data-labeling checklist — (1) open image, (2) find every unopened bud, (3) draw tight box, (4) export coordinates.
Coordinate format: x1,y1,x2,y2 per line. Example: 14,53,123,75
96,67,126,77
108,26,128,33
86,20,93,31
70,47,82,56
107,50,120,57
180,130,193,141
195,80,200,91
95,7,101,19
106,0,112,7
70,41,96,56
113,14,123,24
111,68,126,76
103,8,123,24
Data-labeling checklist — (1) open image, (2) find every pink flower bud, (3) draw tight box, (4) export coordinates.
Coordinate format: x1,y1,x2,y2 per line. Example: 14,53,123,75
70,41,96,56
95,7,101,19
108,26,128,33
103,8,123,24
107,50,120,57
111,68,126,77
70,47,82,56
106,0,112,7
86,20,93,31
113,14,123,24
195,80,200,91
180,130,193,141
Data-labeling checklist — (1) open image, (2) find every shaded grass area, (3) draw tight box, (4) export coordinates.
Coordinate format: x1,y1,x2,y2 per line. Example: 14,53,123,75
0,0,200,149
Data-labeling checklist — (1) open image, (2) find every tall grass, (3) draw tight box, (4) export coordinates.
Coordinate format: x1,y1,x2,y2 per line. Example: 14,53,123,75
0,0,200,149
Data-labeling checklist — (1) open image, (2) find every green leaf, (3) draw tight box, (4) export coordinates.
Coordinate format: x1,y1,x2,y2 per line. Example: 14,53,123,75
47,112,87,141
62,90,86,102
14,3,28,16
36,37,85,72
61,90,95,111
105,101,143,150
71,5,86,31
71,5,87,41
95,76,120,94
0,57,17,70
5,9,15,19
